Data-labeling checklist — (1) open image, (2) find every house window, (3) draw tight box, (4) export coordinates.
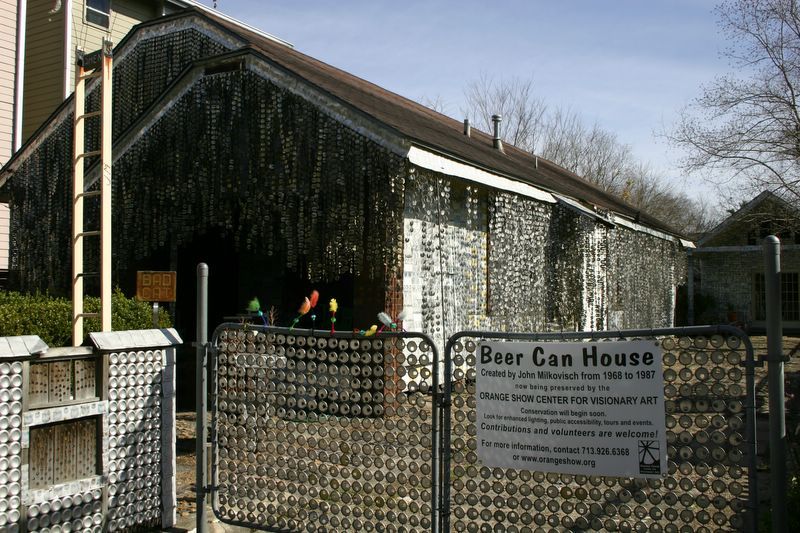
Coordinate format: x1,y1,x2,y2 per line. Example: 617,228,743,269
747,220,800,245
29,418,99,488
754,272,800,321
27,354,102,489
86,0,110,28
785,273,800,321
28,358,98,408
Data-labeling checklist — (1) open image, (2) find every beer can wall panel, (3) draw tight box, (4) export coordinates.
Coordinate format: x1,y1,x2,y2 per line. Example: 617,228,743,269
0,331,181,533
0,360,23,532
212,326,439,532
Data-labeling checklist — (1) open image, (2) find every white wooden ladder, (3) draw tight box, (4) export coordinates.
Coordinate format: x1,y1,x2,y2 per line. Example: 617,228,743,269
72,40,113,346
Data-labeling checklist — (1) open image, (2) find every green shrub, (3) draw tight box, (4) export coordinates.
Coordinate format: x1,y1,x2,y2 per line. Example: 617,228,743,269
760,474,800,531
0,288,171,347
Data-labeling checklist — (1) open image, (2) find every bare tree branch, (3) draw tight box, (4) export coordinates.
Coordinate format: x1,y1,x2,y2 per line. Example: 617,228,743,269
669,0,800,205
461,74,548,152
456,75,717,234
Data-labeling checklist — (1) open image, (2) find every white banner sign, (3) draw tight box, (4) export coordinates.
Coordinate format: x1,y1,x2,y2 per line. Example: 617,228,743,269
476,340,666,478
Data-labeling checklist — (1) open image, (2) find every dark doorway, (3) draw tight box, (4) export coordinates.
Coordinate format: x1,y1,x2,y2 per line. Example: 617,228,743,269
174,230,239,409
165,229,384,409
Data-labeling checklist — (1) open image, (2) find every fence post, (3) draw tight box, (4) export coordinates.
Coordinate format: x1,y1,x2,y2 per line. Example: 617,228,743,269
196,263,209,533
764,236,787,533
687,249,694,326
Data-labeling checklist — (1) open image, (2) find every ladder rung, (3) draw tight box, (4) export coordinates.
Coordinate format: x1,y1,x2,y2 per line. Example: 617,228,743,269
76,190,101,199
76,150,102,160
76,230,101,238
78,71,101,81
77,111,102,121
76,313,100,318
75,272,100,278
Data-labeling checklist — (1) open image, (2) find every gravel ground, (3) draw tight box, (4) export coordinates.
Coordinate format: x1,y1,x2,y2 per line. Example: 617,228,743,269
171,413,257,532
175,413,197,518
751,336,800,508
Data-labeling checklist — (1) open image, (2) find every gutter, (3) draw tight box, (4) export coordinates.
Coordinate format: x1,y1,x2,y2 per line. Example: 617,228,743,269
407,145,555,204
554,194,614,226
692,244,800,253
610,214,695,248
63,0,73,99
12,0,26,152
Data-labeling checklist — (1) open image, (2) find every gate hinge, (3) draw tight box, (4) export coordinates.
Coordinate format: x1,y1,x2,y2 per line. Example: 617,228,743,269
743,358,765,368
757,354,788,364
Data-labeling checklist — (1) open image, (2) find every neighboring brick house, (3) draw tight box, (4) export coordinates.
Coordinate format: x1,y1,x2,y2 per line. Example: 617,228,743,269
0,7,690,350
690,191,800,331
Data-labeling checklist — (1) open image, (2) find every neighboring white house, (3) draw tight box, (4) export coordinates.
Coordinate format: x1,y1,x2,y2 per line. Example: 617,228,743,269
0,0,18,279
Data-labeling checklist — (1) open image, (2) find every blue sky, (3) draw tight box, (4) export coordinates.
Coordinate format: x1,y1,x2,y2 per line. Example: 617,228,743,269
199,1,726,194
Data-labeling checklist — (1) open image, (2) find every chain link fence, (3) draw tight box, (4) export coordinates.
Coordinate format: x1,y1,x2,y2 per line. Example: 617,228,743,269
442,326,757,533
210,324,440,532
208,324,757,532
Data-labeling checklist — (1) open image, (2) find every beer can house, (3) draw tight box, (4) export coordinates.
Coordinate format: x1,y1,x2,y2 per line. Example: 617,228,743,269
0,7,689,345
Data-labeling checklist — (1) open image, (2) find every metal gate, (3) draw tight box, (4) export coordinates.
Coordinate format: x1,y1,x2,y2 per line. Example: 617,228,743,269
209,324,441,532
442,326,757,533
206,324,757,532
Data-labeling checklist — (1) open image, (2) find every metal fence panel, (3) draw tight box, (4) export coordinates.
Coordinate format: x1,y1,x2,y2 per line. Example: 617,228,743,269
442,326,757,533
210,324,440,532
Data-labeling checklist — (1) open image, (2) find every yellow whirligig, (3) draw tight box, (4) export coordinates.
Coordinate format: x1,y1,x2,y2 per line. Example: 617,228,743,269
329,298,338,333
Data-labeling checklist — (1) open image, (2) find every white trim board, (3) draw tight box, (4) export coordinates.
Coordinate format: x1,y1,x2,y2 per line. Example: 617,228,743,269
408,145,691,246
407,146,555,204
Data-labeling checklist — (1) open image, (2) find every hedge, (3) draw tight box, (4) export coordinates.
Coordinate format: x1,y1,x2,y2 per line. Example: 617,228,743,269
0,288,172,347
